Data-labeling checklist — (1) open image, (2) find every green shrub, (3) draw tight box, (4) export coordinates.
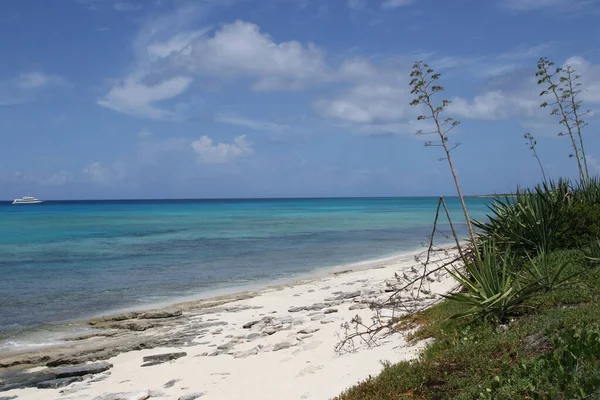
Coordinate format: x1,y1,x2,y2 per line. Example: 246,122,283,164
443,242,537,323
481,323,600,399
520,251,579,294
554,202,600,250
474,181,568,256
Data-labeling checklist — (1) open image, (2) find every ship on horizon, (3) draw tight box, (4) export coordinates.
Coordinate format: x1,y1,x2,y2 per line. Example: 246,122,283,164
12,196,43,205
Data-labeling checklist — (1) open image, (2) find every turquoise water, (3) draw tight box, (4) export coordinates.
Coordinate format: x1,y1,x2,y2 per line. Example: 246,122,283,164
0,197,490,347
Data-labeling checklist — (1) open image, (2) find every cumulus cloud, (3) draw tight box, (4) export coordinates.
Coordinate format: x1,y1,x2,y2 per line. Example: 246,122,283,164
313,84,411,124
100,17,331,119
191,135,254,164
97,76,193,120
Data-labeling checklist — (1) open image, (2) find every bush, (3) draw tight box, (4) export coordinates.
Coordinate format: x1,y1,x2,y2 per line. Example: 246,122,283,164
474,180,568,256
554,202,600,250
443,242,537,323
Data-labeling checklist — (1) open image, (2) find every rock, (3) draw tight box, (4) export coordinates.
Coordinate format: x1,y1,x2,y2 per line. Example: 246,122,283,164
343,291,361,299
263,327,278,335
305,303,327,311
112,321,155,331
93,389,150,400
37,376,83,389
272,342,292,351
196,321,228,329
349,303,368,310
141,352,187,367
178,393,205,400
324,297,340,302
288,306,306,313
138,310,182,319
310,314,325,321
164,379,179,388
522,332,552,353
320,318,336,324
298,327,320,334
54,361,113,378
324,308,338,314
0,396,17,400
246,333,261,340
233,348,259,358
216,342,236,350
243,320,260,329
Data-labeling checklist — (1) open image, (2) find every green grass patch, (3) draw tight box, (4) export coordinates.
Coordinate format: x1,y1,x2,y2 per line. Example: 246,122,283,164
336,250,600,400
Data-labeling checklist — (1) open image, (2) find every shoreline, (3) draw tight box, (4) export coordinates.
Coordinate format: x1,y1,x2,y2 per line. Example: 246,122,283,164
0,243,449,352
0,244,460,400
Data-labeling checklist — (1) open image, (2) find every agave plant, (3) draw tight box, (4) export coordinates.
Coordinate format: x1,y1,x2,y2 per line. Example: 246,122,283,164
442,242,538,322
520,250,579,293
473,180,568,256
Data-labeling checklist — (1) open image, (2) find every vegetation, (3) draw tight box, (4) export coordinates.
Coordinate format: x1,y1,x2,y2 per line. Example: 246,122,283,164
536,57,591,182
336,58,600,399
409,61,477,247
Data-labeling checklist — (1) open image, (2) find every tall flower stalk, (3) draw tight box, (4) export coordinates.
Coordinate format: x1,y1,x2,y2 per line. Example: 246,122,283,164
409,61,477,247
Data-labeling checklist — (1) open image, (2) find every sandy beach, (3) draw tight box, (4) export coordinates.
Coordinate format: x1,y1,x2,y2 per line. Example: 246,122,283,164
0,249,458,400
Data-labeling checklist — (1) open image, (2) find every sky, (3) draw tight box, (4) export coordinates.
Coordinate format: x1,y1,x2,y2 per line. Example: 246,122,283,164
1,0,599,200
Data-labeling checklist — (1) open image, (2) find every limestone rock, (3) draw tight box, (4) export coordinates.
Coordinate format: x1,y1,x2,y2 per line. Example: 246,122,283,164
178,393,205,400
272,342,292,351
37,376,83,389
54,361,113,378
298,327,320,334
141,352,187,367
138,310,182,319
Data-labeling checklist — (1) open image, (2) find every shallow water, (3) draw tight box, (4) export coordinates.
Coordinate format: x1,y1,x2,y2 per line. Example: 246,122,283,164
0,197,490,348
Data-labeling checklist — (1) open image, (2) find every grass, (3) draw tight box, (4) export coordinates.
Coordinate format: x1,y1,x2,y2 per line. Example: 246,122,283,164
335,250,600,400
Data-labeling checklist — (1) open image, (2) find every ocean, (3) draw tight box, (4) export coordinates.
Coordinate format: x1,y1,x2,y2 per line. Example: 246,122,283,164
0,197,490,350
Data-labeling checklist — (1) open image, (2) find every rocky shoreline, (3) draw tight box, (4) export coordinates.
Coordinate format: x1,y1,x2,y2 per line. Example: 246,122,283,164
0,250,457,400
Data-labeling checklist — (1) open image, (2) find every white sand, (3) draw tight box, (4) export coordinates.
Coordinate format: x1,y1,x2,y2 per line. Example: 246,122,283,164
3,250,458,400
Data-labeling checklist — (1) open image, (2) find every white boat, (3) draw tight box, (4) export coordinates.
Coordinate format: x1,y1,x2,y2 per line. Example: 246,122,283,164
12,196,43,205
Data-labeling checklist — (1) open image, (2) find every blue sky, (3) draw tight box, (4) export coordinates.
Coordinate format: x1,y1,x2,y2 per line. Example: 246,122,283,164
1,0,599,199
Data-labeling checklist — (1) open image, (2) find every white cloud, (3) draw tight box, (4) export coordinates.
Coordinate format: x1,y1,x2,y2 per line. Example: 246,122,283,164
564,56,600,103
215,114,290,132
101,17,330,119
314,84,411,124
146,30,209,60
449,92,513,121
182,20,329,91
191,135,254,164
381,0,415,9
97,76,193,120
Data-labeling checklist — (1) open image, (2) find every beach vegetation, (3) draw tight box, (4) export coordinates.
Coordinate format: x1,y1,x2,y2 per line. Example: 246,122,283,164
336,57,600,399
409,61,477,247
536,57,591,183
